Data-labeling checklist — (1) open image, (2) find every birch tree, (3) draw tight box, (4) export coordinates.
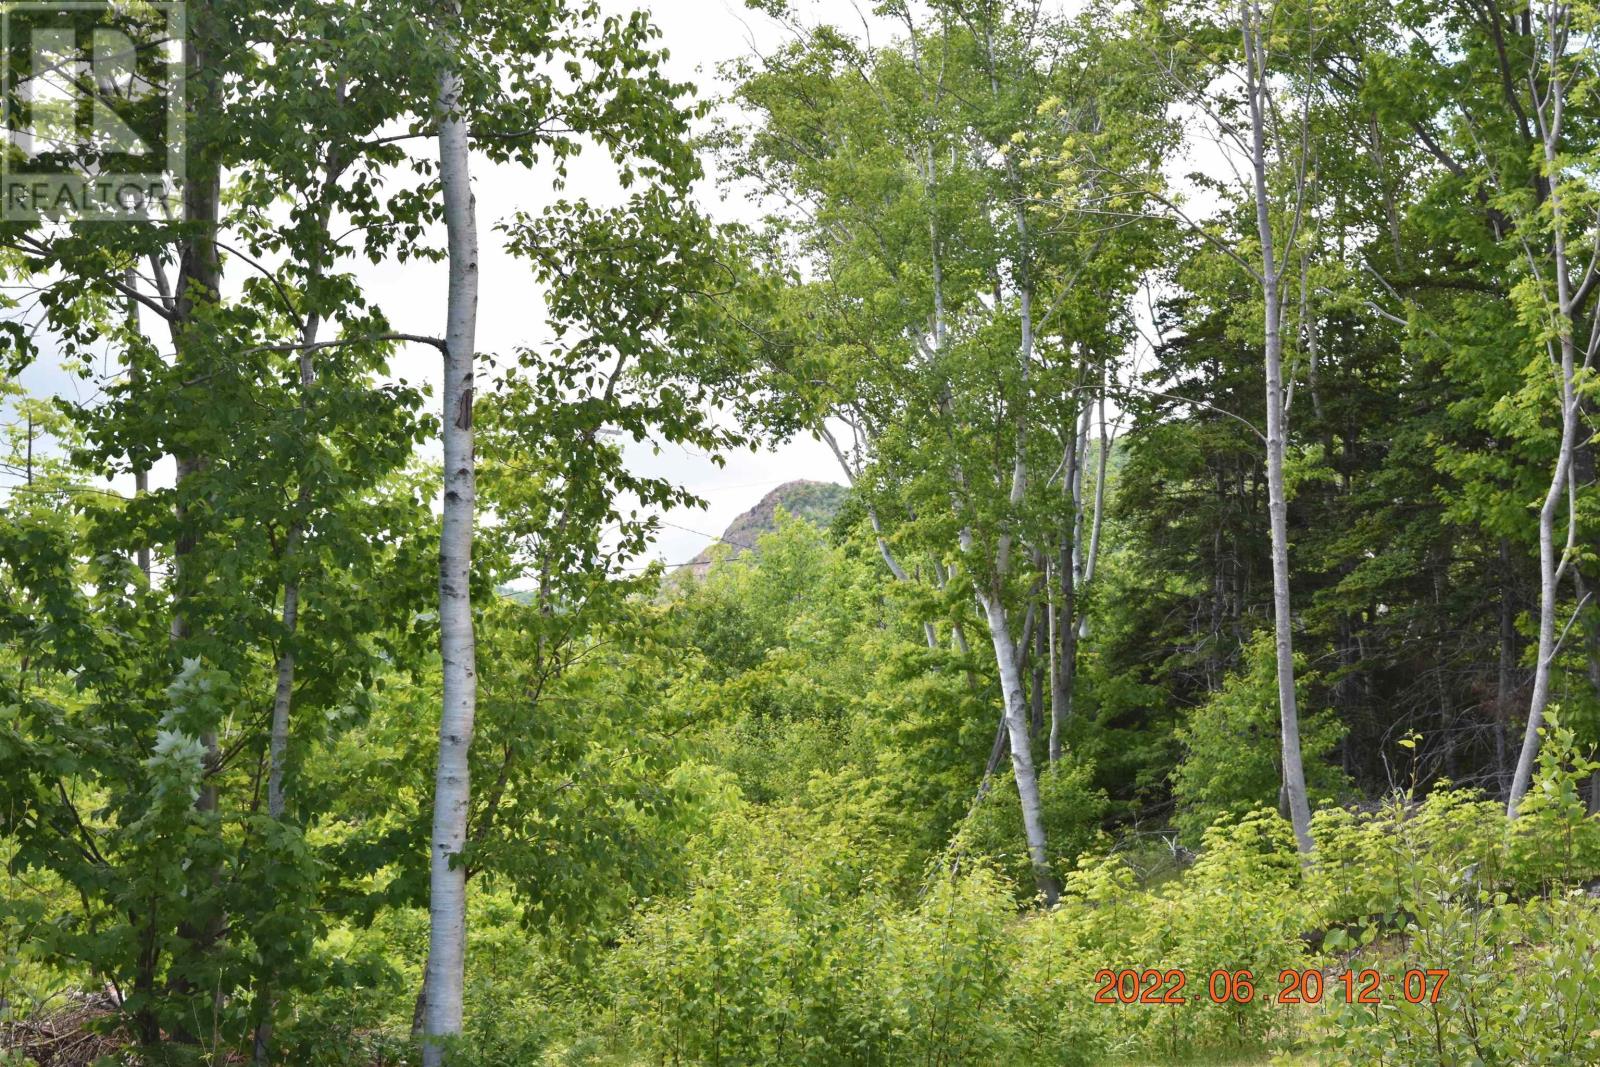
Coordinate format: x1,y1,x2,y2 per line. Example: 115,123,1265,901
400,2,717,1051
420,6,479,1059
1504,1,1600,816
730,0,1170,901
1323,0,1600,811
1240,0,1315,853
1136,0,1321,851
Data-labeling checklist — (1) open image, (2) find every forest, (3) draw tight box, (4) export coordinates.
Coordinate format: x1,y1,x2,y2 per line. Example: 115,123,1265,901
5,0,1600,1063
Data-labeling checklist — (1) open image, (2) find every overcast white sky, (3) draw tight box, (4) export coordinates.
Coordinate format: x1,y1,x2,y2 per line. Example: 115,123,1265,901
6,0,911,566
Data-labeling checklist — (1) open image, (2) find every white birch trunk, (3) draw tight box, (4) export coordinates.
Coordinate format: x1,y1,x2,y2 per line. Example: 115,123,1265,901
1509,9,1580,815
1084,384,1109,586
1050,417,1083,764
423,53,480,1066
978,588,1059,905
1243,0,1313,853
1070,401,1089,584
1508,340,1575,816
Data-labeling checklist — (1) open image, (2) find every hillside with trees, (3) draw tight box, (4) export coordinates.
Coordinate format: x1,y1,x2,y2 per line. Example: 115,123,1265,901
5,0,1600,1064
685,480,847,575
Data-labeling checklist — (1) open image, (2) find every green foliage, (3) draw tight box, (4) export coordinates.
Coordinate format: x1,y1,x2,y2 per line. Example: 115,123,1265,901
1308,710,1600,934
8,0,1600,1062
1307,787,1508,931
1507,711,1600,891
603,799,903,1066
1035,812,1312,1060
1307,721,1600,1063
1172,632,1351,844
891,868,1019,1066
576,733,1600,1065
596,793,1023,1067
963,756,1110,892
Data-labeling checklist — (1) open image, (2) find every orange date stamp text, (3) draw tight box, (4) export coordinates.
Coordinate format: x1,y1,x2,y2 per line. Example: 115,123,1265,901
1092,967,1450,1006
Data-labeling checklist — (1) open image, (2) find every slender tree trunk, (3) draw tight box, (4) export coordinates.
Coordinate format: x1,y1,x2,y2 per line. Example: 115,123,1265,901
424,44,481,1065
1030,589,1046,737
818,426,939,650
1084,379,1109,588
133,481,150,577
967,32,1057,896
1509,17,1579,816
1510,385,1574,815
1510,358,1574,819
265,572,301,825
976,708,1011,804
1052,379,1093,763
1495,538,1517,796
266,322,319,821
251,538,300,1064
1050,428,1082,763
263,143,340,833
1047,555,1061,724
954,705,1014,873
411,952,430,1039
254,126,349,1056
1052,539,1078,766
1243,0,1313,853
124,268,152,583
933,559,974,662
977,589,1059,905
152,7,226,1040
1074,385,1108,642
1262,262,1313,855
132,902,161,1046
1070,399,1090,585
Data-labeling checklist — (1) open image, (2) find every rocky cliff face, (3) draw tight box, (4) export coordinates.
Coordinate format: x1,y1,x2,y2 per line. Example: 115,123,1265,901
687,480,847,576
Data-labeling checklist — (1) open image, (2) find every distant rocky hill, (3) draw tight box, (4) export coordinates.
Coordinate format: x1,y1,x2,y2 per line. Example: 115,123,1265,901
687,480,848,577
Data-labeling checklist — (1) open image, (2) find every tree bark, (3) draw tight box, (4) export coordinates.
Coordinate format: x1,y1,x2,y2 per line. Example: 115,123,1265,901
1243,0,1313,853
1050,420,1083,764
977,589,1059,904
1509,379,1575,815
1070,398,1090,586
253,123,351,1057
124,268,152,583
1083,379,1109,593
818,425,939,650
1509,11,1581,816
1496,538,1517,796
1030,589,1046,737
1052,536,1079,767
266,319,319,822
253,319,322,1064
424,43,481,1065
